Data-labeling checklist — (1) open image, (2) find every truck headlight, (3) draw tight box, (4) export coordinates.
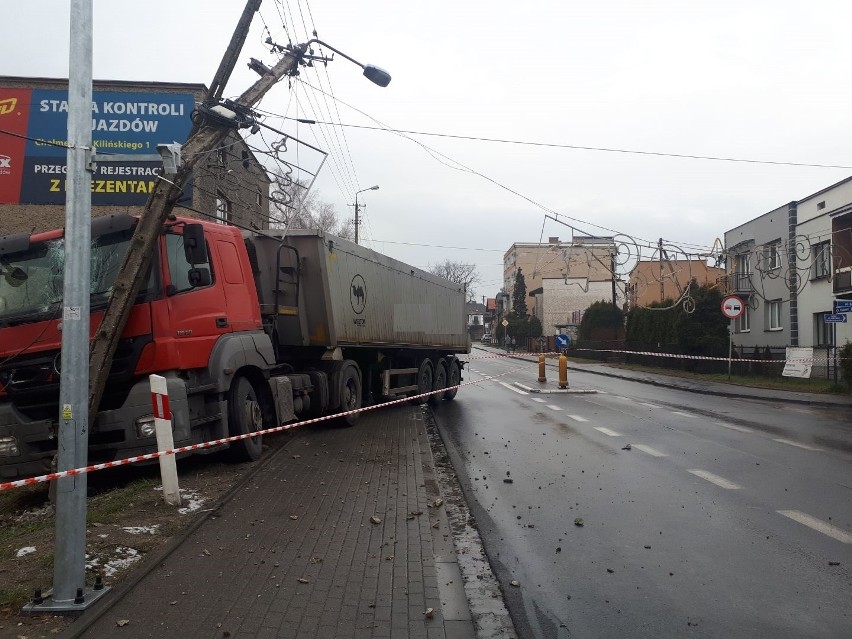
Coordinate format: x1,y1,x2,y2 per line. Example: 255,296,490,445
0,435,20,457
135,416,157,438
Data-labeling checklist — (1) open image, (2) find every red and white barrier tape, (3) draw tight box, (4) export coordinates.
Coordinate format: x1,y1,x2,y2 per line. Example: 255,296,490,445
0,363,527,491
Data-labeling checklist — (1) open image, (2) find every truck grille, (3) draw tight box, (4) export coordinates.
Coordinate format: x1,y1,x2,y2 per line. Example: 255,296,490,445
0,336,151,420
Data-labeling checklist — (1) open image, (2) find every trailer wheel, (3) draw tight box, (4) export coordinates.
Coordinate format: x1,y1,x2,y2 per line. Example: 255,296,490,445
444,358,461,401
227,376,265,462
429,360,448,405
340,365,362,427
412,358,434,405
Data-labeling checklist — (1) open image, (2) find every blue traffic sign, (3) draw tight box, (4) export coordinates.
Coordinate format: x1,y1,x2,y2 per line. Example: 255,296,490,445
555,334,571,348
824,314,848,323
833,300,852,314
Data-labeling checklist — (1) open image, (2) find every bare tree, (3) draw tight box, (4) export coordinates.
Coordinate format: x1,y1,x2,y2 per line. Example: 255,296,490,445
428,260,480,300
269,174,353,239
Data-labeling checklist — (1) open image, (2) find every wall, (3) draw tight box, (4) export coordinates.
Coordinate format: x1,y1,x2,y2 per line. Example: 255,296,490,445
724,204,793,349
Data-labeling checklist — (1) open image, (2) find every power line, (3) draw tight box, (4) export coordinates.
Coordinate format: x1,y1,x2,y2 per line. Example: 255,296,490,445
276,119,852,170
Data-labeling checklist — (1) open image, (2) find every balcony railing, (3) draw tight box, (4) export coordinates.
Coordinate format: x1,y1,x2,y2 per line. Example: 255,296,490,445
717,272,753,294
834,268,852,294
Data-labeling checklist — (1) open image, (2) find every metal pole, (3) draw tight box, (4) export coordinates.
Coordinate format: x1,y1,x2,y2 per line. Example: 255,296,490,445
52,0,96,608
354,194,360,244
728,320,733,380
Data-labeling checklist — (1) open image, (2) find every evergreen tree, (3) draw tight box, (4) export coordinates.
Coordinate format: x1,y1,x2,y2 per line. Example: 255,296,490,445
512,268,528,319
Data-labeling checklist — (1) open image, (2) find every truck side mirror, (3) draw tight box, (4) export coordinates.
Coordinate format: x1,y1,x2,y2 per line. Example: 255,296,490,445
183,224,208,265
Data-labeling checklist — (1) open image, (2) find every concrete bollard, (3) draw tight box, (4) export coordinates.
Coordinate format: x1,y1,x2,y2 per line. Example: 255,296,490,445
558,354,569,389
538,354,547,383
149,374,181,506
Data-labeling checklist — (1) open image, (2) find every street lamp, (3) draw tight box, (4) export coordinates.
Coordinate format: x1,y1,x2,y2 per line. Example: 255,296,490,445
305,39,392,87
354,185,379,244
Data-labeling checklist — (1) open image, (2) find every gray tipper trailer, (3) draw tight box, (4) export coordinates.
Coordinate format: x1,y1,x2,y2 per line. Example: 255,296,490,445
245,227,469,429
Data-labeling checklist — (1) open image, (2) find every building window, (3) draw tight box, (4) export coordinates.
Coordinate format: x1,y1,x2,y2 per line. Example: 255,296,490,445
817,201,826,211
216,192,232,225
735,305,750,333
812,241,830,279
764,242,781,270
767,299,783,330
815,313,835,347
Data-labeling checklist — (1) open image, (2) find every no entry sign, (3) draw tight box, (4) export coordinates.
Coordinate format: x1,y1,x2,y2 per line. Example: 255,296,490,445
721,295,744,320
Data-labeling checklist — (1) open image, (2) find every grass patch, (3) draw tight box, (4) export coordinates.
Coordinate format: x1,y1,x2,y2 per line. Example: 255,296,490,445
87,476,161,525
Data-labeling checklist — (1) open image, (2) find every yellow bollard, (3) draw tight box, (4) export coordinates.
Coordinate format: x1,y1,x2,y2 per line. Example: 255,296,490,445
538,354,547,383
558,354,568,389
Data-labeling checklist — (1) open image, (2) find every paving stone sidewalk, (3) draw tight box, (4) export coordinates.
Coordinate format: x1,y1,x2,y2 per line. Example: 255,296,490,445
65,404,477,639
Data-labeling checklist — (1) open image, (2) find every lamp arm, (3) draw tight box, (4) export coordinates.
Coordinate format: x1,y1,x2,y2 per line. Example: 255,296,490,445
306,38,364,69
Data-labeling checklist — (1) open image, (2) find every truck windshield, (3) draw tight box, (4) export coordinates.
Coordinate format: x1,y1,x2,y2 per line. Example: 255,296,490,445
0,228,150,326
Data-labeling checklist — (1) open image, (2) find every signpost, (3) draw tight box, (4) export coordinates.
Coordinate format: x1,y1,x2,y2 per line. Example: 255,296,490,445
721,295,744,379
824,313,848,323
833,300,852,314
555,334,570,350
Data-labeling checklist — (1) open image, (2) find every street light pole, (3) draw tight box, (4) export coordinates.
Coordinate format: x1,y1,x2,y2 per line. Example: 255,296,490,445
354,185,379,245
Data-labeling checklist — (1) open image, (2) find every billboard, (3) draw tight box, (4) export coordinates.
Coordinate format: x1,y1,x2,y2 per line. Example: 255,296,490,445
0,87,195,205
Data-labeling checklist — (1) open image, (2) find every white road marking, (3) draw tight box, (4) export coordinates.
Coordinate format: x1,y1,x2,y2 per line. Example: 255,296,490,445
773,438,824,452
611,395,631,401
671,411,697,418
632,444,667,457
716,422,754,433
567,415,589,422
547,405,563,411
716,422,753,433
531,397,547,403
639,402,659,409
687,469,741,490
499,382,528,395
593,427,621,437
777,510,852,544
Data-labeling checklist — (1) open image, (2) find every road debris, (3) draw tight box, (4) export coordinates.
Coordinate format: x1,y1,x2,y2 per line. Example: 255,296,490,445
621,444,632,451
370,516,382,524
574,518,584,527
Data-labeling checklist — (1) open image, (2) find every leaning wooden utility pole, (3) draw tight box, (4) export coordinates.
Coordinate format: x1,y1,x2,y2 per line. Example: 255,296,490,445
87,0,304,419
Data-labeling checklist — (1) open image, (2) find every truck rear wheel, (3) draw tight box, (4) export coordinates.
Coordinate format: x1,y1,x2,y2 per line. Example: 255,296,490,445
429,360,447,405
227,376,265,462
444,358,461,400
412,358,434,405
340,365,362,427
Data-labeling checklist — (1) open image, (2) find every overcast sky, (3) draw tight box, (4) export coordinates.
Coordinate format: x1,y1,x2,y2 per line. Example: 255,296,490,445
3,0,852,300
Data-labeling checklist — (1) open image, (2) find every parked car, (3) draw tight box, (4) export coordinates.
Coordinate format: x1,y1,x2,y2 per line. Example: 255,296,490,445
481,334,491,344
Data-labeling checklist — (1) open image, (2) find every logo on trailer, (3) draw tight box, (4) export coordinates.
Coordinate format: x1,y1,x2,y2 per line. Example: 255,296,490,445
350,274,366,314
0,155,10,175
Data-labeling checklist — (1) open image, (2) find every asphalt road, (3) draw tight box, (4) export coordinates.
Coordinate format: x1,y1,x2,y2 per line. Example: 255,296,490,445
432,352,852,639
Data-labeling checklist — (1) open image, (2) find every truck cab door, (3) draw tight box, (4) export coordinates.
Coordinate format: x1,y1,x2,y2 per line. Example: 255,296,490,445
162,231,228,368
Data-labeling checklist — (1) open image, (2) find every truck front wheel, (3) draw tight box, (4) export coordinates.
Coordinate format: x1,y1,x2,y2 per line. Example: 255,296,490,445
227,376,265,462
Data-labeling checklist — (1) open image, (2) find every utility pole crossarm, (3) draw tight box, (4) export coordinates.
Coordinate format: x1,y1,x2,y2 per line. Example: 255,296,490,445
87,37,306,419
